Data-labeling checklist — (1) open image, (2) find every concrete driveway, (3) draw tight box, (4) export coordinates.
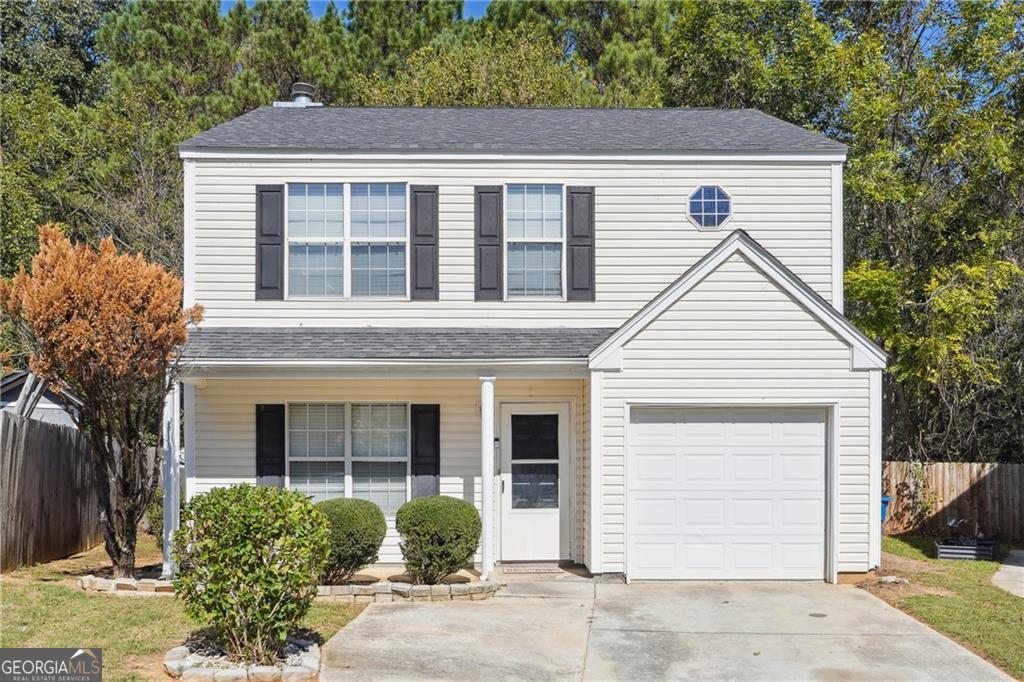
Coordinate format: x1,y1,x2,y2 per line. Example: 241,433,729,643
321,581,1010,681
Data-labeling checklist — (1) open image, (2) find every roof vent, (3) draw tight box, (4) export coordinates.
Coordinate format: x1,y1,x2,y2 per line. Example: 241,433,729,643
273,82,323,108
291,82,315,104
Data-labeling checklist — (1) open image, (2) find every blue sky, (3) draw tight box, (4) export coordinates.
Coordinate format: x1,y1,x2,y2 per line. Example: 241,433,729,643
219,1,490,20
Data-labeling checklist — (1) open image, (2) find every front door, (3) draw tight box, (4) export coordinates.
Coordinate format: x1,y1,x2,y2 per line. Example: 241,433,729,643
499,403,570,561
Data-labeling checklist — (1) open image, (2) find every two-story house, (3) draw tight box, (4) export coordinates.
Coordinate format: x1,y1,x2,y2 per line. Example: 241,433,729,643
171,93,886,583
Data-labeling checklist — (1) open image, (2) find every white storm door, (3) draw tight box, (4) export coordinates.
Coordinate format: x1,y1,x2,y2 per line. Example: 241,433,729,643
628,408,827,580
499,403,570,561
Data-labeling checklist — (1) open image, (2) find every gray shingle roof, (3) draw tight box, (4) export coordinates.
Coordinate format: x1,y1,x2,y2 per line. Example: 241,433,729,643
184,327,616,361
179,107,845,154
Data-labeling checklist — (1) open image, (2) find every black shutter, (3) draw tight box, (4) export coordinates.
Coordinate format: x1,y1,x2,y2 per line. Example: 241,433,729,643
255,404,285,480
474,186,503,301
410,185,439,300
566,186,595,301
410,404,440,498
255,185,285,300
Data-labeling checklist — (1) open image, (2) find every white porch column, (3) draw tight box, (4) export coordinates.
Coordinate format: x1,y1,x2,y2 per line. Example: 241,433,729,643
479,376,496,579
587,370,604,574
161,382,181,578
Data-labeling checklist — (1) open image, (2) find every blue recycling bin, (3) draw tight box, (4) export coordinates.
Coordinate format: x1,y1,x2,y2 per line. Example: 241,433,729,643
881,496,893,528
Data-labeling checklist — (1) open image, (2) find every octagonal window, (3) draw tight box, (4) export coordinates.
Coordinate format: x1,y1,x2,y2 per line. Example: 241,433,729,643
688,185,731,229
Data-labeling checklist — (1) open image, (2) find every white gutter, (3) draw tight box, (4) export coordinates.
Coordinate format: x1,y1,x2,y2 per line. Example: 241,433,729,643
179,149,847,163
183,357,588,368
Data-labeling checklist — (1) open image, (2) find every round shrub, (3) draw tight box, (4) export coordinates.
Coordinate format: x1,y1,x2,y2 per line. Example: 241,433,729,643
316,497,387,583
395,495,481,585
172,485,330,664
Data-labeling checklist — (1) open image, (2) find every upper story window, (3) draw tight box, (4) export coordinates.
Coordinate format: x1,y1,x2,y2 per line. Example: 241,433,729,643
688,185,731,229
506,184,564,297
286,182,408,298
287,184,344,296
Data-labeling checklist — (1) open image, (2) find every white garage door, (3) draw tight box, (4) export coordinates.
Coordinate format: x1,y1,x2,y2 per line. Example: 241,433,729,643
627,408,827,580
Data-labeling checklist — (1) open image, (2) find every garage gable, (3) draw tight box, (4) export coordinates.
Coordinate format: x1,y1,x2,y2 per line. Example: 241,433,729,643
589,230,886,371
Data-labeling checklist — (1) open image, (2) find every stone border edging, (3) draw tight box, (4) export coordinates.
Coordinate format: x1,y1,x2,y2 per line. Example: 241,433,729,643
315,580,502,602
79,574,175,593
80,574,503,602
164,643,320,681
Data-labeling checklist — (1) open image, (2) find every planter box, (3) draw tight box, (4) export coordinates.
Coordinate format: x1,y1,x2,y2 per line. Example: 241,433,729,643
935,539,997,561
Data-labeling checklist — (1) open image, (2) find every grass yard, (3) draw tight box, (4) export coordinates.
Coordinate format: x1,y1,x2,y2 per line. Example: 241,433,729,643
0,535,362,681
869,535,1024,679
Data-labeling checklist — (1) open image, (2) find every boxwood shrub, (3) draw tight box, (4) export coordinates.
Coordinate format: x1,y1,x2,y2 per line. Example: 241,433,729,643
316,497,387,583
395,495,481,585
172,484,330,664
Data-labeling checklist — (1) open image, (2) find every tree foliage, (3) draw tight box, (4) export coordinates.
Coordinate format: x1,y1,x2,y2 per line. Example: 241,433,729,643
0,226,203,575
355,26,603,107
2,0,1022,462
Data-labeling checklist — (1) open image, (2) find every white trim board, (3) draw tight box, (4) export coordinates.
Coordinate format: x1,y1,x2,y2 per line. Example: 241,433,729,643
830,162,844,312
179,149,847,163
868,369,883,569
589,229,887,371
183,357,588,368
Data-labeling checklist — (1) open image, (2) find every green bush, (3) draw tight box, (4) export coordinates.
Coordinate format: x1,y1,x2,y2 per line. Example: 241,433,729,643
146,489,164,546
316,498,387,583
146,486,185,550
172,485,330,664
395,496,481,585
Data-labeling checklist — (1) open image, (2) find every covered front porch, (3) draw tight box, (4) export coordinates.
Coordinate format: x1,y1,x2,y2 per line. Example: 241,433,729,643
167,368,598,579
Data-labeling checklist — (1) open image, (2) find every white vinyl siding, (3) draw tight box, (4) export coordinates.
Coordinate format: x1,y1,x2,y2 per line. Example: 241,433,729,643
190,159,835,325
190,379,587,563
600,253,871,574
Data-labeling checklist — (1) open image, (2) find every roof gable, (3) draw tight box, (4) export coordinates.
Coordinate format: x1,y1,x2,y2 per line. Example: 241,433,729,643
179,107,847,156
589,230,887,371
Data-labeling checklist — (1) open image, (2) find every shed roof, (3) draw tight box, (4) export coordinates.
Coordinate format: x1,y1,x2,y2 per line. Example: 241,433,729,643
184,327,616,362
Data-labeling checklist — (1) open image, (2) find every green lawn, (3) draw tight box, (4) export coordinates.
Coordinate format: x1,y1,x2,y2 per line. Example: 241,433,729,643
0,535,361,681
881,535,1024,679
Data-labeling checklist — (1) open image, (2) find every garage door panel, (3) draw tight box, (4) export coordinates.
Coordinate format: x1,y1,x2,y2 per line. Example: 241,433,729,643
732,453,773,481
631,497,680,532
628,408,826,580
631,447,679,483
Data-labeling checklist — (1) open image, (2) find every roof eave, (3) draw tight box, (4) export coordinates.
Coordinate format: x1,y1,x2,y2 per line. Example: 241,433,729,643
178,146,847,161
182,357,591,367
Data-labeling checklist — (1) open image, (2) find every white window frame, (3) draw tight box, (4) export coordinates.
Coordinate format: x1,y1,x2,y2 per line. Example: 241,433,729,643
502,183,567,300
284,401,412,516
283,182,411,300
686,184,733,231
283,183,346,299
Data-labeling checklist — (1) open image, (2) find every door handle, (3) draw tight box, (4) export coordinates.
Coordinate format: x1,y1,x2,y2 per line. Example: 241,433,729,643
501,479,505,494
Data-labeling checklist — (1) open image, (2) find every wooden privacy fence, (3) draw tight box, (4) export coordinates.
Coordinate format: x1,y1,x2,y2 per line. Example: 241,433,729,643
883,461,1024,540
0,411,102,571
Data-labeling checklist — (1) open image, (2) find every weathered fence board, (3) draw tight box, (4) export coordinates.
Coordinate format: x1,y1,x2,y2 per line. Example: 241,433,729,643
883,462,1024,540
0,411,101,571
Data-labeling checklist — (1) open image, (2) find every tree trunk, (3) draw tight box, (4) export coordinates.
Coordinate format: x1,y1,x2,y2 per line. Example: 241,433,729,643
107,522,137,579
